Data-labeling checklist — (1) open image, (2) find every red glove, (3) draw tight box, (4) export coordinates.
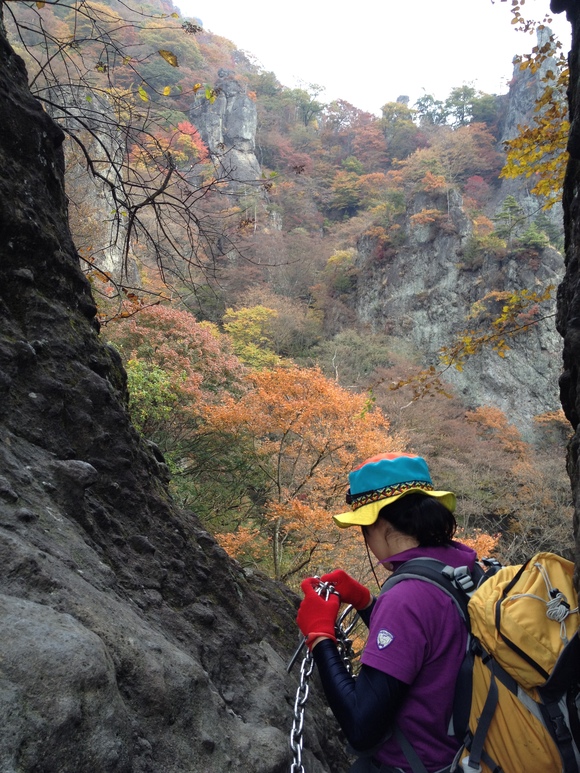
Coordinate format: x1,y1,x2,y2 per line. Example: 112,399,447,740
320,569,372,610
296,577,340,649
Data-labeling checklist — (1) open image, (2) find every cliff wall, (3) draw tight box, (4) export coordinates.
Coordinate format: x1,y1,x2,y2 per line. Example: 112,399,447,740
554,0,580,584
190,68,262,190
354,187,562,439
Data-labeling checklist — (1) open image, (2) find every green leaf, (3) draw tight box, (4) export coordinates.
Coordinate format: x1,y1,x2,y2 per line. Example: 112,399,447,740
138,85,149,102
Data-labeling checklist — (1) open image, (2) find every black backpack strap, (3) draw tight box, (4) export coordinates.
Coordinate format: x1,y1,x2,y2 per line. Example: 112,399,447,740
538,630,580,773
463,660,502,772
392,726,429,773
538,699,580,773
379,558,472,626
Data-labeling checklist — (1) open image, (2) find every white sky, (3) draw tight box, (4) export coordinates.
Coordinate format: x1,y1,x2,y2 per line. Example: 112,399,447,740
176,0,571,116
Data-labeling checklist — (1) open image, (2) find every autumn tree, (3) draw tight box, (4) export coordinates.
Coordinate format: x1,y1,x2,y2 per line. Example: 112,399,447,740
105,303,244,455
444,84,478,127
380,100,425,162
464,406,573,562
222,305,282,369
233,287,323,359
202,365,405,580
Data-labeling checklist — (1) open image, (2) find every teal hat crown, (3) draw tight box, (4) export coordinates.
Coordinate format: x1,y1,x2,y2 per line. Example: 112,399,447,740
346,454,433,506
334,453,456,528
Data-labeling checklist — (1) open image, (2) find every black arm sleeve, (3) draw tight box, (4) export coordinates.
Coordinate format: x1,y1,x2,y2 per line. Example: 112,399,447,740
312,638,408,752
357,597,376,628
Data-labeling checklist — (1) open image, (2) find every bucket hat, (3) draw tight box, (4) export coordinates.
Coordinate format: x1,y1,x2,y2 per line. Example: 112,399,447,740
333,452,456,528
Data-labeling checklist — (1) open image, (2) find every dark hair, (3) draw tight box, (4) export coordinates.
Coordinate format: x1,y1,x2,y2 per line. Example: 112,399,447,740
377,493,456,546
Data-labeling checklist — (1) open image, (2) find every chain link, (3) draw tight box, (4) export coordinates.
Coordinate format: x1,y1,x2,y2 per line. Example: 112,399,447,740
288,579,360,772
289,649,315,773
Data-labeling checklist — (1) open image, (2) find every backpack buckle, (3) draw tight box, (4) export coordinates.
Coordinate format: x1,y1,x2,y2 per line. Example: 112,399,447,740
441,565,476,595
461,757,482,772
454,566,476,594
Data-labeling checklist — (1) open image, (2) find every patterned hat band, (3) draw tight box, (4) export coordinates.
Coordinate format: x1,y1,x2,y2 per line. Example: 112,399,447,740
346,480,434,510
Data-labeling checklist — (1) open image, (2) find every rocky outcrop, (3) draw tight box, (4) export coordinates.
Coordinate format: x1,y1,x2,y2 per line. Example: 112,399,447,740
0,12,347,773
499,26,559,146
354,187,562,439
190,69,262,189
492,26,564,234
554,0,580,585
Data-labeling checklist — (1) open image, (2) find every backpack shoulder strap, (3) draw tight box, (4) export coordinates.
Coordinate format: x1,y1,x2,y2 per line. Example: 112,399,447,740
379,557,473,625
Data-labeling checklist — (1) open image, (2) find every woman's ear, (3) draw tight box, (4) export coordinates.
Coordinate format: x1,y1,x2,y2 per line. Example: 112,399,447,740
380,521,392,544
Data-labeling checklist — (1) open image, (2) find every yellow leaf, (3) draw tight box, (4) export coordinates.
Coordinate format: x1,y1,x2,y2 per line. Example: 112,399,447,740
162,85,171,96
193,83,202,93
138,85,149,102
158,49,179,67
171,12,179,17
36,1,45,7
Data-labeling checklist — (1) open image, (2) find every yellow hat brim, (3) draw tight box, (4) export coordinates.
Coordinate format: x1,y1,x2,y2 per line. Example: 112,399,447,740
333,489,456,528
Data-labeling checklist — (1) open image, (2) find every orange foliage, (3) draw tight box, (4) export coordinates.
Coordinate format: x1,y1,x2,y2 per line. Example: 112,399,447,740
456,529,500,559
534,409,569,427
472,215,495,236
204,364,405,580
420,171,447,192
130,121,208,169
466,406,528,458
215,525,262,560
409,208,445,227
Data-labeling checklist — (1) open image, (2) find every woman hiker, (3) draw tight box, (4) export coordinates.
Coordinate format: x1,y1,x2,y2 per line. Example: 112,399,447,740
296,452,478,773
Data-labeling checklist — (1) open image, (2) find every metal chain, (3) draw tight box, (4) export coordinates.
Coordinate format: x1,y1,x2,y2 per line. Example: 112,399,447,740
336,603,359,675
288,579,359,773
289,649,315,773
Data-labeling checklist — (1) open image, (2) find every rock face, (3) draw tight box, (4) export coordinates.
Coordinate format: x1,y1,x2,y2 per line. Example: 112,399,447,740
493,27,564,233
499,27,559,146
0,13,347,773
554,0,580,585
354,187,563,439
190,69,262,188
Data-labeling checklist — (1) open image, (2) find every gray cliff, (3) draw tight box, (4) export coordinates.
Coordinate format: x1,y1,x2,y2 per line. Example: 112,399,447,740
190,68,262,189
493,26,564,232
354,188,562,438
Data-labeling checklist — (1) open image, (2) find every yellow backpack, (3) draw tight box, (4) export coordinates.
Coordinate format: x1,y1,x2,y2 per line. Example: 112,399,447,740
383,552,580,773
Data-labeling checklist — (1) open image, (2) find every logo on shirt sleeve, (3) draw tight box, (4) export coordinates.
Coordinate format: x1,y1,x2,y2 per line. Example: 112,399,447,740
377,629,394,649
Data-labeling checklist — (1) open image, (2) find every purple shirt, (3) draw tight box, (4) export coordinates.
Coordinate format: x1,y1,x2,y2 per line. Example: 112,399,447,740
361,542,477,772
